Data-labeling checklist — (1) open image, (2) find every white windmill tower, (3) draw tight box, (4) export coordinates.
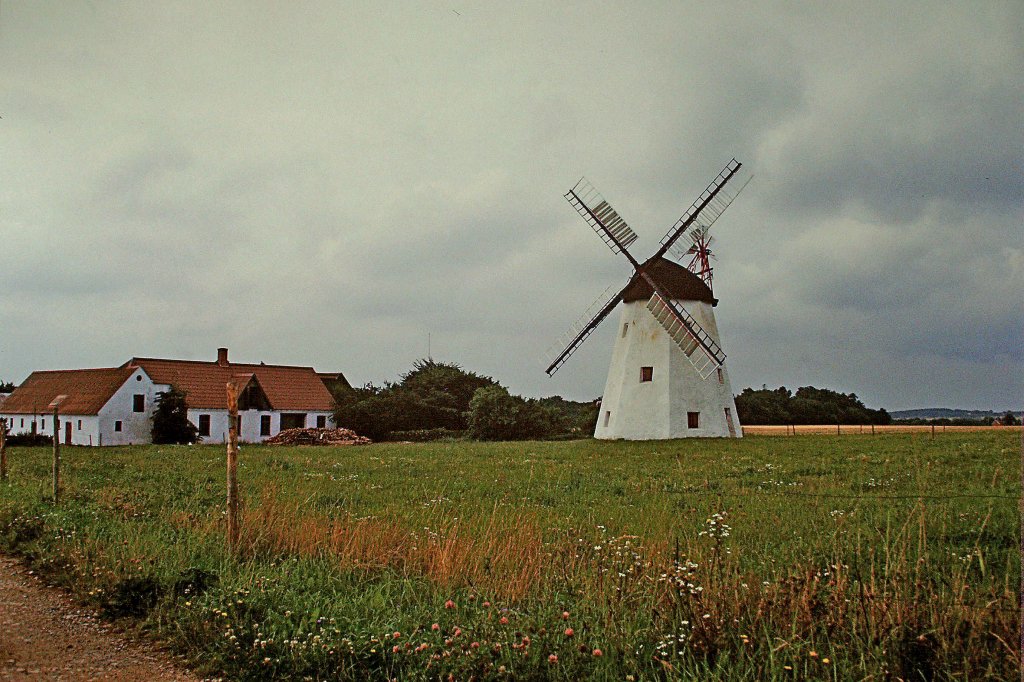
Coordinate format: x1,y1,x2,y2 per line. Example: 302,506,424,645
545,159,750,439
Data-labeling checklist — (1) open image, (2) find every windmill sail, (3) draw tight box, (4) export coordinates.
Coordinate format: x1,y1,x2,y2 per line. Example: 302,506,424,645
655,159,742,261
544,280,629,376
645,292,725,380
665,173,751,264
565,178,639,256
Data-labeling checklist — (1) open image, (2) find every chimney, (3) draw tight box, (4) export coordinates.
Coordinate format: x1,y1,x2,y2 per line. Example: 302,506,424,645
217,347,229,366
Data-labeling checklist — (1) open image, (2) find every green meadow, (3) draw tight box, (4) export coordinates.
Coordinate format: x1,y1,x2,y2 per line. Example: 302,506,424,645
0,432,1018,680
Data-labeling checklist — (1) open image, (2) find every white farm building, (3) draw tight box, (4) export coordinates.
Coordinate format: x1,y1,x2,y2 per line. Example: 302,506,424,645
0,348,342,446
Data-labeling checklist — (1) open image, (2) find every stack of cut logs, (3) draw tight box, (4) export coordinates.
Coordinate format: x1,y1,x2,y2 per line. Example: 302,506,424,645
264,427,371,446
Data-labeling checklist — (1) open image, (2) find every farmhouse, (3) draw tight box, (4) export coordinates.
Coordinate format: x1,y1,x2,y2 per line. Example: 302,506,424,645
0,348,339,446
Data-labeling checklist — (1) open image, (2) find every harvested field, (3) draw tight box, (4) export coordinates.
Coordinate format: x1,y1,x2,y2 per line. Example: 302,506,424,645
744,423,1023,435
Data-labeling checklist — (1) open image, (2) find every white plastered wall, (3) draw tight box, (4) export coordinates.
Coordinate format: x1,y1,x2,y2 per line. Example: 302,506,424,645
97,368,160,446
187,409,335,444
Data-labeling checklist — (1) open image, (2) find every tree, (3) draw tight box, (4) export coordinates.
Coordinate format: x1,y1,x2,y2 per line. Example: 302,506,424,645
333,360,500,440
151,387,199,444
1001,411,1019,426
467,386,559,441
0,380,14,393
734,385,891,425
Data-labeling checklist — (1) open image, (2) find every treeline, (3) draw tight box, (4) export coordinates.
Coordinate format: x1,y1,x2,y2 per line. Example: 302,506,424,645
332,359,598,442
735,385,891,425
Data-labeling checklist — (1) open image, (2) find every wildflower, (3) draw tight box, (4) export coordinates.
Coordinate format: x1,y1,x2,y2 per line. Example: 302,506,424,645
432,623,440,631
500,616,509,625
471,641,479,649
822,658,830,664
548,654,558,664
809,651,818,658
593,648,603,657
562,611,570,620
483,601,490,607
392,645,400,653
564,628,574,637
444,600,456,609
453,627,462,637
393,631,401,639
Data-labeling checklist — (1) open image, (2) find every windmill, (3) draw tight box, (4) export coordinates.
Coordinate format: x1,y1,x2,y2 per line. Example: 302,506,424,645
545,159,749,439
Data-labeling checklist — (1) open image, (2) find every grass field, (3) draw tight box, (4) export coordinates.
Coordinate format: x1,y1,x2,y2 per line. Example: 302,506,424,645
0,432,1018,680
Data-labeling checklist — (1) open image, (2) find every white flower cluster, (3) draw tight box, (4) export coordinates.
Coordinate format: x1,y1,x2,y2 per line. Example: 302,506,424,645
698,511,731,540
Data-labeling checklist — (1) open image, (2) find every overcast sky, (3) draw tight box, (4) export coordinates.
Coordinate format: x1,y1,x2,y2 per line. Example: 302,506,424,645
1,2,1021,411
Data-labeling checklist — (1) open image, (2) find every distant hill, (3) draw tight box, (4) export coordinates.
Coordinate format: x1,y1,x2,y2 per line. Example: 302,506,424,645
891,408,1021,421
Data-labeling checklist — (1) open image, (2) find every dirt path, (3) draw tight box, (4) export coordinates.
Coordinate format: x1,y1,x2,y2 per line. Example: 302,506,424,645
0,555,202,681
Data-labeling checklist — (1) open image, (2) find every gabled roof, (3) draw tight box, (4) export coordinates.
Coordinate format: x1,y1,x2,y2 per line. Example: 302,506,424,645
621,257,717,305
1,367,136,415
125,357,335,411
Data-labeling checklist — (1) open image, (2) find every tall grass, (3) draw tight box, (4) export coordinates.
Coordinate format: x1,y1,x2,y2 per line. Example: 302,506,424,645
0,432,1017,679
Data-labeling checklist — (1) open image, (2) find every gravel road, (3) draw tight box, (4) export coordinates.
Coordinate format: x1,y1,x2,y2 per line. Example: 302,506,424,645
0,555,202,681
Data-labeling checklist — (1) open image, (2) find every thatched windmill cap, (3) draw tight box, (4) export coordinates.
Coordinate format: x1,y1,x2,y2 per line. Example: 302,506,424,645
620,257,717,305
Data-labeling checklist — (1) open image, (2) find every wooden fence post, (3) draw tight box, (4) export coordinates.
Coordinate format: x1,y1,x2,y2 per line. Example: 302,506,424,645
0,419,7,482
226,380,240,552
51,406,60,504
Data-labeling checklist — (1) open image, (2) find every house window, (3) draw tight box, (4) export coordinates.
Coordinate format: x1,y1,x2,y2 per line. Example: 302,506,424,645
717,367,724,384
316,415,327,428
260,415,271,436
114,420,123,432
603,411,611,427
281,413,307,430
198,415,211,437
622,323,628,337
133,394,145,412
640,366,653,382
78,420,82,430
20,419,24,428
687,412,700,429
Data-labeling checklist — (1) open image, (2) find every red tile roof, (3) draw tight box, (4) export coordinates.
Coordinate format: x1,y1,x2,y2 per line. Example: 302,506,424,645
1,367,136,415
125,357,335,411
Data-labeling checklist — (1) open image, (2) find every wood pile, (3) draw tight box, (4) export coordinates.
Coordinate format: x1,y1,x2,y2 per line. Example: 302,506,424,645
264,427,371,446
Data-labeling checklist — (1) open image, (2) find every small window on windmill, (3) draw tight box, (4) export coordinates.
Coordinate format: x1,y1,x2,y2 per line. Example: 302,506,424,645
603,411,611,427
114,420,123,432
717,368,724,384
622,323,628,338
133,394,145,412
640,366,653,382
687,412,700,429
78,420,82,430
